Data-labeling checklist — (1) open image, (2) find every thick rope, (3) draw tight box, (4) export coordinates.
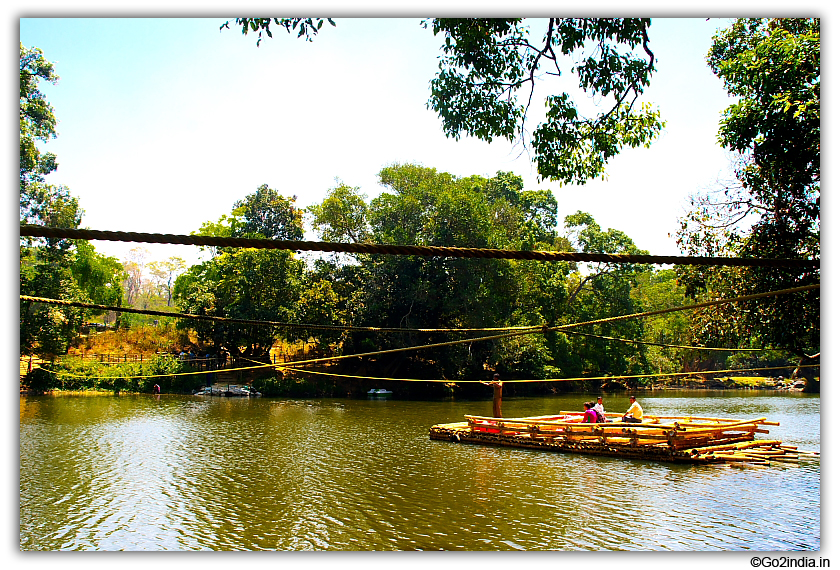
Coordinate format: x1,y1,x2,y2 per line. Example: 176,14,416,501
19,225,820,267
549,284,818,332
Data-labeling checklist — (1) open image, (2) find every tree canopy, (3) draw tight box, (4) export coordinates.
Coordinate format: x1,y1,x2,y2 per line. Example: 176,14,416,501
20,42,58,203
174,184,307,358
676,18,820,357
20,43,129,358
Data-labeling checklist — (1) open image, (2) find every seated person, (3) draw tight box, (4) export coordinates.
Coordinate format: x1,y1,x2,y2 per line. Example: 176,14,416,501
582,401,598,423
593,396,608,422
622,395,644,423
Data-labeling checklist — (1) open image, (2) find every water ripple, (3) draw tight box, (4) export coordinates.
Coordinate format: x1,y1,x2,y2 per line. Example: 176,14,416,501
20,392,820,550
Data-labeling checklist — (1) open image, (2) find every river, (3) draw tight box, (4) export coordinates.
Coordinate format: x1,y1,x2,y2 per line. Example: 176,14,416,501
19,390,820,551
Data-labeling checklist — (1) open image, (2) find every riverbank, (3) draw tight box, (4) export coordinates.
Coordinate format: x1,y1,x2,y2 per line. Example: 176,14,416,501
20,377,817,397
644,375,817,393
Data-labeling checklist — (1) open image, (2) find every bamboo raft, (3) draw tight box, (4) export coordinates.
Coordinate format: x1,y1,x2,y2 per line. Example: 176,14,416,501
429,411,819,465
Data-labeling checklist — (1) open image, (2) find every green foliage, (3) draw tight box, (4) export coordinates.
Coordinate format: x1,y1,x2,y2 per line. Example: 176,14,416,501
221,18,336,46
232,184,305,241
28,355,202,393
20,187,86,358
726,348,798,372
23,367,54,393
174,249,304,357
253,372,322,398
709,18,819,205
425,18,664,184
491,334,553,379
296,273,346,348
71,241,126,311
297,164,717,385
629,269,691,374
176,185,307,357
425,19,527,142
677,18,819,357
317,164,572,380
558,212,651,378
308,182,370,244
18,43,121,358
20,43,58,202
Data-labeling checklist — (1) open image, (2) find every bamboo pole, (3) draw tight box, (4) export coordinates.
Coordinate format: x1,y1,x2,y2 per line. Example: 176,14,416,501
465,416,764,447
668,418,767,432
711,453,769,464
690,440,783,454
638,414,775,424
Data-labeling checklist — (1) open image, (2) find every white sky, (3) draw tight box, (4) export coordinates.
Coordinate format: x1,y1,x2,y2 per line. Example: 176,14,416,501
17,15,742,267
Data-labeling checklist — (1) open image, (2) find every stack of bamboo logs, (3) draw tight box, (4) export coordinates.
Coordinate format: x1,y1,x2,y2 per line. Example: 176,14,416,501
428,411,819,465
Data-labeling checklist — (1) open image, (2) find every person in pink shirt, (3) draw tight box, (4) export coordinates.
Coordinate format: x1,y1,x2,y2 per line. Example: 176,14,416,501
582,401,598,423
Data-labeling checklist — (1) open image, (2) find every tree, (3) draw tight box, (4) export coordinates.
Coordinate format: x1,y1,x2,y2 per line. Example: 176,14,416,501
190,184,305,250
232,184,304,241
629,269,693,374
71,241,126,311
558,212,650,378
308,182,370,244
175,186,308,357
122,247,149,307
19,185,86,358
223,18,664,185
427,18,663,184
19,43,93,358
20,43,59,207
676,18,819,357
148,256,187,307
312,164,572,381
174,249,304,358
20,254,86,359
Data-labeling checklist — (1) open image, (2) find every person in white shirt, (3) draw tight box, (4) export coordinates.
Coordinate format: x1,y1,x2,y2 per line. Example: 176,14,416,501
622,395,644,423
593,396,607,422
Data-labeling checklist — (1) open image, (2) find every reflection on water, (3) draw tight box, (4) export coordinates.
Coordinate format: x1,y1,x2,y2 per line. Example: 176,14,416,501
19,391,820,551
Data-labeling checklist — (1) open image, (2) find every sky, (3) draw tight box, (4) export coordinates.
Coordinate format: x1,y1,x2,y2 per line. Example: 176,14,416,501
16,16,740,268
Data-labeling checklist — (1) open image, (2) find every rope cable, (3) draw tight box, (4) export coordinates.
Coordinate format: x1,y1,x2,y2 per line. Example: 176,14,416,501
283,364,820,384
561,330,766,352
27,284,819,379
19,225,820,268
267,283,819,369
20,282,818,340
38,357,819,383
19,295,544,334
39,361,274,380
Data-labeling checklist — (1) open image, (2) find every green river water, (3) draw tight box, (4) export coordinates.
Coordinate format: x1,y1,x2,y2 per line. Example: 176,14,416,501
19,390,820,551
